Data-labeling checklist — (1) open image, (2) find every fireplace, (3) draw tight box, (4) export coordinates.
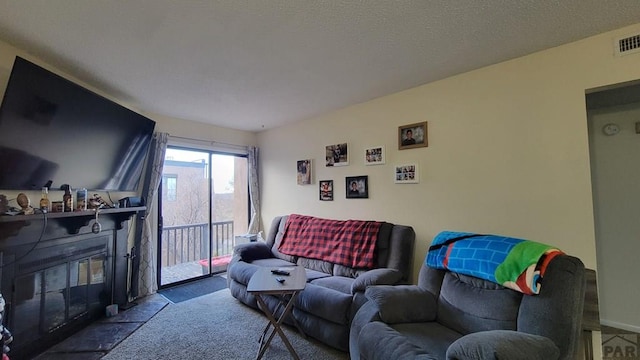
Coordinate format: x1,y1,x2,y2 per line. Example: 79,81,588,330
12,234,110,345
0,207,143,359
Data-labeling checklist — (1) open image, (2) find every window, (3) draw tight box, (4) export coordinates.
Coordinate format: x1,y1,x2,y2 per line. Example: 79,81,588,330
163,174,177,201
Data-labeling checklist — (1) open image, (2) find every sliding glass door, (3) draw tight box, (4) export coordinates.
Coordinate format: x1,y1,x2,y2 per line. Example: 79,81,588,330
157,146,248,288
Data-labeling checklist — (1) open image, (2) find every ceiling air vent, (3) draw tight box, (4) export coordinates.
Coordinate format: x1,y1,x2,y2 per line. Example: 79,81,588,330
615,33,640,56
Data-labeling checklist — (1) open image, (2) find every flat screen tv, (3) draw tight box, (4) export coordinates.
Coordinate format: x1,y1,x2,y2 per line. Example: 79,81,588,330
0,57,156,191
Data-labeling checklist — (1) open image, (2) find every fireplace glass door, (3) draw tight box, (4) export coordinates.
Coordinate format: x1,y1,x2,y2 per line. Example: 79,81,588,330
12,253,107,344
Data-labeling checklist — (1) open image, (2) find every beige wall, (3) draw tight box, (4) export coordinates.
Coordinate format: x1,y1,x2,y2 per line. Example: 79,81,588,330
258,23,640,284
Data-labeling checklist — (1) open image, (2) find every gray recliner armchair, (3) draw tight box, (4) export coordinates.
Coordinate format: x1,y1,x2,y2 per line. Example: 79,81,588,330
350,254,586,360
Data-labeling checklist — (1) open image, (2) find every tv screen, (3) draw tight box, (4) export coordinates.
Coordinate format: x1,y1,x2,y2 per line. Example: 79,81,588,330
0,57,156,191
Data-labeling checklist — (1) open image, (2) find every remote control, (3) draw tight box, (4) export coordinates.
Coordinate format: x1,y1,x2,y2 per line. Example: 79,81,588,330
275,277,285,283
271,269,290,276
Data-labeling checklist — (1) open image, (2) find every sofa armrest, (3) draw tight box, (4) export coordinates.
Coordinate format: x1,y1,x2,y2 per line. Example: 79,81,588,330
233,242,273,262
364,285,437,324
357,321,435,360
446,330,560,360
351,268,403,294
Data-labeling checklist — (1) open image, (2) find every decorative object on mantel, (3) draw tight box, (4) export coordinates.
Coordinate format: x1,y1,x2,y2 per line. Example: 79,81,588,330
319,180,333,201
394,163,419,184
16,192,34,215
89,193,112,209
61,184,73,213
92,208,102,234
39,187,50,213
51,201,64,213
398,121,428,150
296,159,312,185
364,145,385,165
346,175,368,199
325,143,349,167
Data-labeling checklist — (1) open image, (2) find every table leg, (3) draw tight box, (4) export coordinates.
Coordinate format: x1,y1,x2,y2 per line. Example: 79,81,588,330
258,299,284,344
255,292,301,360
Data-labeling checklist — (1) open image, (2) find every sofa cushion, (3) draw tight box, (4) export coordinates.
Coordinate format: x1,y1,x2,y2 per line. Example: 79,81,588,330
234,242,273,262
333,264,366,278
365,285,437,324
390,322,462,359
351,268,403,293
271,216,297,263
297,257,333,274
446,330,560,360
250,258,296,268
295,283,353,325
304,268,332,282
311,276,354,294
358,321,444,360
227,261,260,285
437,272,521,335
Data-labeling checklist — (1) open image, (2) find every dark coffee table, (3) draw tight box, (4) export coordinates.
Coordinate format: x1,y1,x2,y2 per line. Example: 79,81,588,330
247,265,307,360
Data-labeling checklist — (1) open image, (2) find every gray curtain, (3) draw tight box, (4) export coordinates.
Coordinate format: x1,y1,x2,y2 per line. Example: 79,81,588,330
133,132,168,298
247,146,261,234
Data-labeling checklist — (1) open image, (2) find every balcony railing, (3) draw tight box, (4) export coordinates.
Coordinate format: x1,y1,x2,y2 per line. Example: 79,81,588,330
161,221,235,267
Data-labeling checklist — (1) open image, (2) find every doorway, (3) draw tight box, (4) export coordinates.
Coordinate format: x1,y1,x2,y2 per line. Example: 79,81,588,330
157,146,249,288
587,80,640,333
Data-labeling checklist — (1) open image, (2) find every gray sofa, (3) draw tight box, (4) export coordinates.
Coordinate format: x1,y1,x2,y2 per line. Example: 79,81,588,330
227,215,416,351
349,254,586,360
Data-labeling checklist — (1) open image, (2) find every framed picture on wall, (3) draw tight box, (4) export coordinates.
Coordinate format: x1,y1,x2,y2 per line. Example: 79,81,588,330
364,145,385,165
297,159,312,185
398,122,428,150
325,143,349,166
346,175,368,198
319,180,333,201
394,163,419,184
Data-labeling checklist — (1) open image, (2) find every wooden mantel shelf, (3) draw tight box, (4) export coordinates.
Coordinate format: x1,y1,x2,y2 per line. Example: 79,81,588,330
0,206,146,237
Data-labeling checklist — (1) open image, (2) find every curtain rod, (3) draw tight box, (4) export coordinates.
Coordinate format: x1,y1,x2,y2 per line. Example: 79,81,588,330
168,134,249,150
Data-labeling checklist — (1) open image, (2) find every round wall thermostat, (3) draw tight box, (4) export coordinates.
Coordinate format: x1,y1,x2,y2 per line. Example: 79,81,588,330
602,123,620,136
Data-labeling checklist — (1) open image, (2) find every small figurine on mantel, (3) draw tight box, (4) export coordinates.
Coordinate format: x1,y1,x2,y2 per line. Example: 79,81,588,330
88,193,111,209
16,193,34,215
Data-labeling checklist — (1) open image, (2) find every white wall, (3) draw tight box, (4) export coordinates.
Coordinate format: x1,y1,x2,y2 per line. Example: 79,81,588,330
589,102,640,331
258,23,640,290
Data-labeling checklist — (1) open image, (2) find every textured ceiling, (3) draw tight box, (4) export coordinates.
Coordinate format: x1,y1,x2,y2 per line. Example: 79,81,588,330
0,1,639,132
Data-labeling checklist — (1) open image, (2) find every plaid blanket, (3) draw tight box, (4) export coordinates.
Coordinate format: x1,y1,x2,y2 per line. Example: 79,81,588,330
278,214,382,269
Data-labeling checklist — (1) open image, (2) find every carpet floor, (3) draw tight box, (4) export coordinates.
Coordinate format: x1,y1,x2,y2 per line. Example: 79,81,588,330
102,288,349,360
158,275,227,303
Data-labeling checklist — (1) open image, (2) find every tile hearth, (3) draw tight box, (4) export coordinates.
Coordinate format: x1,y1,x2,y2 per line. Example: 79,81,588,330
33,295,169,360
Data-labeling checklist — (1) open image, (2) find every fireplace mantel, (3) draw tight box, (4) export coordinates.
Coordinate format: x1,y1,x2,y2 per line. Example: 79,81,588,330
0,206,145,239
